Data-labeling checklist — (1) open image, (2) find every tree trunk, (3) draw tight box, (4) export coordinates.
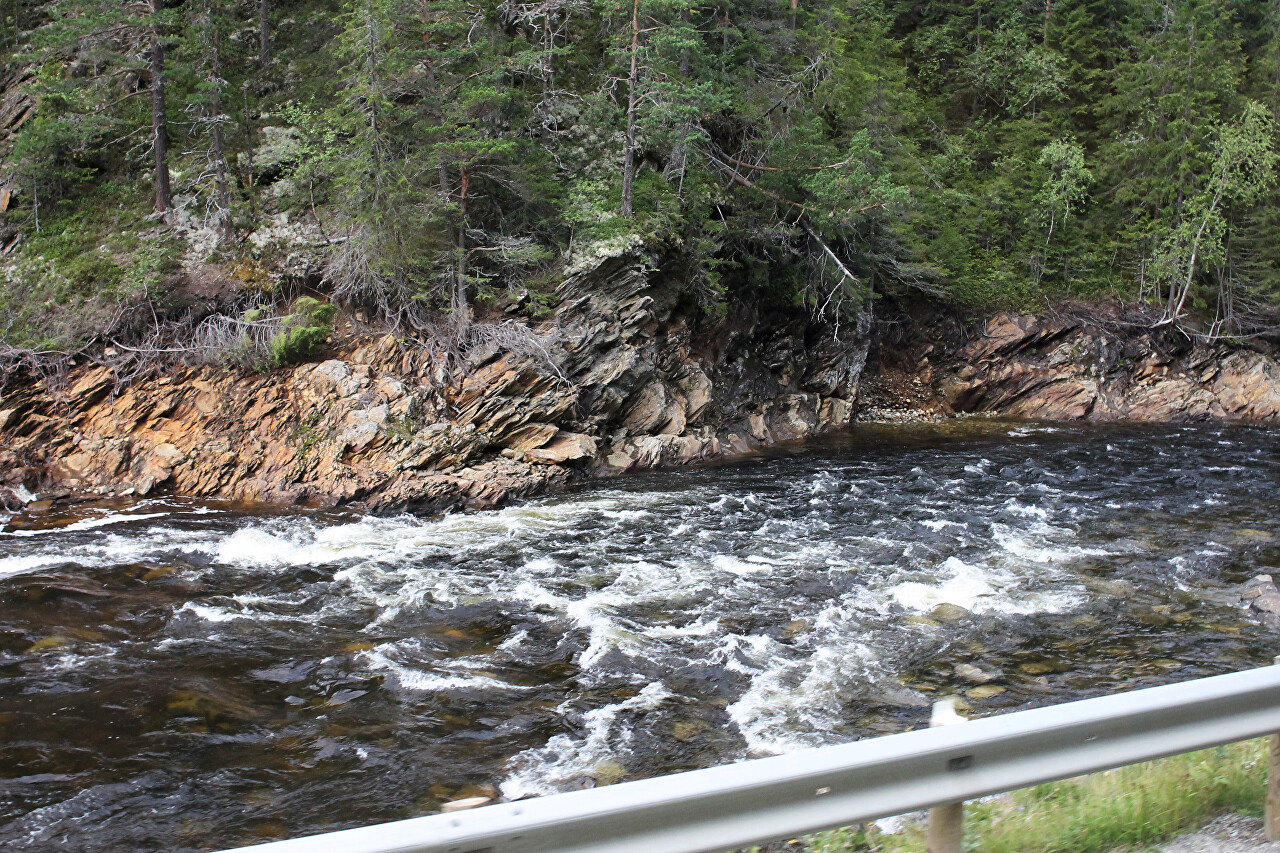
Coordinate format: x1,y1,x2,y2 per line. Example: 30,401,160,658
790,0,797,30
241,89,258,218
208,26,233,241
363,6,384,207
455,166,471,325
543,5,555,99
149,0,173,222
621,0,639,218
418,21,453,205
259,0,271,65
679,7,690,74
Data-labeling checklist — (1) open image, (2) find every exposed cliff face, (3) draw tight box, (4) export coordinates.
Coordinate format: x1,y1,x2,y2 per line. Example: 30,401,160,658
940,313,1280,421
0,249,869,512
859,308,1280,424
5,257,1280,516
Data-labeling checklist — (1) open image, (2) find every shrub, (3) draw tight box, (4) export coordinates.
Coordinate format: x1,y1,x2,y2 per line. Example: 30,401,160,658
269,297,337,368
192,297,336,372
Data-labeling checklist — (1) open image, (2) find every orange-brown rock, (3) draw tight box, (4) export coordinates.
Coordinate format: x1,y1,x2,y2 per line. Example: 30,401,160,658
0,246,870,512
936,313,1280,423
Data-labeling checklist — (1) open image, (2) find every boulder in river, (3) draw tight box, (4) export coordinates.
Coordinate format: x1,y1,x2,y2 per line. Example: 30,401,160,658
1240,574,1280,627
929,603,972,623
954,662,999,684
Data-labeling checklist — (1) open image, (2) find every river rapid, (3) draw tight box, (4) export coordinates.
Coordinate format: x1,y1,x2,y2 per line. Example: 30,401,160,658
1,420,1278,851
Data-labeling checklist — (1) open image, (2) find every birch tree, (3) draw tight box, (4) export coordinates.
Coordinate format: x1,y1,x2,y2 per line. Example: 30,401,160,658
1152,100,1278,326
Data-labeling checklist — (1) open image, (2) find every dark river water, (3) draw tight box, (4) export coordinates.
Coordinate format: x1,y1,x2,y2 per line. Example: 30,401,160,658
1,420,1278,851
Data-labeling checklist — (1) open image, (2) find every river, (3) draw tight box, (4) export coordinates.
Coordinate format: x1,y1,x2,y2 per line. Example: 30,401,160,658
1,419,1277,851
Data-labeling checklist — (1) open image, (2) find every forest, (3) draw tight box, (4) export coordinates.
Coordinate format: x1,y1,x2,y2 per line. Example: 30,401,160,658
2,0,1280,361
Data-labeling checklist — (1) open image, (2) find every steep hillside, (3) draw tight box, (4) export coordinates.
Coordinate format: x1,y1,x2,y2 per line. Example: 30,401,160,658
2,0,1280,370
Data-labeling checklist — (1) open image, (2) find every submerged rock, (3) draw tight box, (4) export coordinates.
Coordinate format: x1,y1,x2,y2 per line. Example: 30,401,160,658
929,603,972,623
954,662,999,684
964,684,1007,700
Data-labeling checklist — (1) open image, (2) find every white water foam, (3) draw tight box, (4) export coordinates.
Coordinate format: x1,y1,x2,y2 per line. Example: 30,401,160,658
991,523,1110,565
712,554,772,576
1008,426,1059,437
724,631,884,755
500,682,671,799
363,647,529,693
888,553,1083,617
0,446,1137,794
0,523,232,580
0,554,66,577
0,511,171,538
176,600,315,624
890,557,998,612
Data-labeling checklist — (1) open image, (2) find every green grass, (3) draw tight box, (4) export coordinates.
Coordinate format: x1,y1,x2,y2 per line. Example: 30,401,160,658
801,739,1268,853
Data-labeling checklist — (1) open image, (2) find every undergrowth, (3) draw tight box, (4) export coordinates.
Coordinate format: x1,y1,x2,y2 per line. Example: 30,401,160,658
0,182,180,351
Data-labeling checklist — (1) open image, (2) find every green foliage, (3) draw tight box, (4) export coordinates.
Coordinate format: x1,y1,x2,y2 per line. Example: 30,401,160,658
1036,138,1092,245
0,185,169,349
5,67,110,225
1148,100,1279,321
268,297,337,369
221,298,337,372
6,0,1280,344
964,25,1068,118
290,406,328,468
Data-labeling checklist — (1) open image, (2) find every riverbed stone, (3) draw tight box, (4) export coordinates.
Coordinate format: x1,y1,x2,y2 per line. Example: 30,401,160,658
1252,592,1280,618
672,720,706,742
1238,574,1280,627
1019,661,1057,675
954,663,998,684
964,684,1006,699
929,603,971,623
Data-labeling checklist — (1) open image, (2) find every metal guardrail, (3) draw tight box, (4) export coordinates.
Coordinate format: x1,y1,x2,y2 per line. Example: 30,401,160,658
222,665,1280,853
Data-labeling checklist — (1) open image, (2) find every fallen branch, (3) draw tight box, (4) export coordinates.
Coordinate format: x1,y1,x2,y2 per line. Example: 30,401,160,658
802,222,859,283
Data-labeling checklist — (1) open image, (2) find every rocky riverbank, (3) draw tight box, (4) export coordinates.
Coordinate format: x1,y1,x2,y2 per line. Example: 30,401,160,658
939,312,1280,421
858,306,1280,424
3,251,1280,514
0,247,868,513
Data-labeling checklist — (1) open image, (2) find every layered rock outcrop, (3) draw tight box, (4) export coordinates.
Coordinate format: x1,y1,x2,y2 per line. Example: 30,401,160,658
0,248,869,512
6,264,1280,516
933,312,1280,422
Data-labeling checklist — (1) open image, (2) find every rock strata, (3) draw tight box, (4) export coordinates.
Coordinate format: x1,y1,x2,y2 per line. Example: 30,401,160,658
937,313,1280,422
6,285,1280,515
0,246,869,512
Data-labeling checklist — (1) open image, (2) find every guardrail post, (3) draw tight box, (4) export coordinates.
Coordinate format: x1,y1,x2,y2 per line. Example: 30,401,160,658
1268,656,1280,842
926,698,966,853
